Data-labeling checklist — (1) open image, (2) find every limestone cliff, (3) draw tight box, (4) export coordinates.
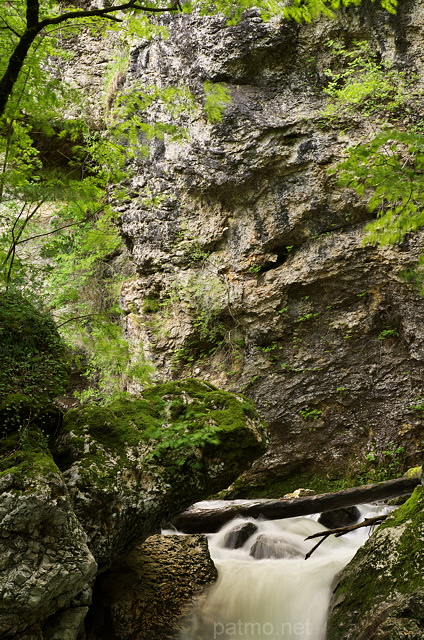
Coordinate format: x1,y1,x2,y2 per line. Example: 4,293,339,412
114,3,424,492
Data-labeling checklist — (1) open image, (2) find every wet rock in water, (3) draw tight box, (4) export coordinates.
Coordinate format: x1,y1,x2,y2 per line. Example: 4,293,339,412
327,486,424,640
85,534,217,640
249,534,304,560
318,506,360,529
223,522,258,548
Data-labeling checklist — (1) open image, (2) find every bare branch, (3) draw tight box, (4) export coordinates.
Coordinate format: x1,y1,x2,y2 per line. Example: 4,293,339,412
37,1,180,31
0,17,22,37
304,514,388,559
56,312,115,328
15,206,105,245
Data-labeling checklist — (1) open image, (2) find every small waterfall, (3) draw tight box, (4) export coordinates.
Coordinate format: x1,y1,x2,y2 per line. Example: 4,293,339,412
180,503,391,640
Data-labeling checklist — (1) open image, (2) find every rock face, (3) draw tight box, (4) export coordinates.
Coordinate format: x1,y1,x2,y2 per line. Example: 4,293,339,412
327,485,424,640
116,4,424,492
0,440,96,640
85,534,217,640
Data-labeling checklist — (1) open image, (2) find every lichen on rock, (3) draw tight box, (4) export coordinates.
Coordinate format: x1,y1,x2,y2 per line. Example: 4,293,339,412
85,534,217,640
0,430,96,639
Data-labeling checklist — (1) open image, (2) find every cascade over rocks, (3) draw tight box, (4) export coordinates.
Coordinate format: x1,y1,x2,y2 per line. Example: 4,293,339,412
116,3,424,491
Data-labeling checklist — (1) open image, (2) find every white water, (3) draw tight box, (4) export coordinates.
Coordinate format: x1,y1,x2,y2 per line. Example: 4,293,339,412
179,503,392,640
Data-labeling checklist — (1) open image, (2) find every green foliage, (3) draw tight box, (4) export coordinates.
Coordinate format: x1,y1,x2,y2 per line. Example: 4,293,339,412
323,40,424,259
321,40,410,122
183,0,396,26
409,397,424,413
168,268,226,348
363,442,406,479
62,379,264,472
203,82,232,123
0,293,68,434
300,407,322,420
335,129,424,247
296,312,319,322
282,0,397,23
378,328,399,339
109,82,195,157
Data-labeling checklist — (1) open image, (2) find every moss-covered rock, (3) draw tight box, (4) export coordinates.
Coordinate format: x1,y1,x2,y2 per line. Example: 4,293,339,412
0,293,68,435
327,486,424,640
52,379,268,569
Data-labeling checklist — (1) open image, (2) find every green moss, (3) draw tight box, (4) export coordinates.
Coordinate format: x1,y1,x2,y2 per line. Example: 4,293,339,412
58,379,266,476
226,458,413,499
328,487,424,640
381,485,423,530
405,466,422,478
226,471,354,499
63,398,159,454
142,297,160,314
0,428,60,484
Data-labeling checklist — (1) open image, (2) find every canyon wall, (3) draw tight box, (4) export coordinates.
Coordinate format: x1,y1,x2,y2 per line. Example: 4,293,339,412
114,2,424,492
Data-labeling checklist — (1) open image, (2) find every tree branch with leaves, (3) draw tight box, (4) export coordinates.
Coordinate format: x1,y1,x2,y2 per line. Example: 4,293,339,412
0,0,183,117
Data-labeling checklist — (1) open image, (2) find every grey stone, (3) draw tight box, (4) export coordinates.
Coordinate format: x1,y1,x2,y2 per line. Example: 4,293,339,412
249,534,304,560
113,5,424,489
0,453,96,639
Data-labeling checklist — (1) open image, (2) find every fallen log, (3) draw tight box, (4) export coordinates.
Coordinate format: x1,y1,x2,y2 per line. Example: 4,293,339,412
171,475,420,533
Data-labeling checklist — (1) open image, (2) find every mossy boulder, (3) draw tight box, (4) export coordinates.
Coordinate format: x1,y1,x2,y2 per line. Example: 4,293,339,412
327,486,424,640
52,379,268,569
0,293,68,434
0,428,96,639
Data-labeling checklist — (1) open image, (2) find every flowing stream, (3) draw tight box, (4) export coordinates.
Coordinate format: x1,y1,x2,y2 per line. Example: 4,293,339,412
179,503,391,640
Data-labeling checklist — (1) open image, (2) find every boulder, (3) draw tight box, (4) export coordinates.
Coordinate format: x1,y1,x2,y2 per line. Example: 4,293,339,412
52,379,267,569
85,534,217,640
0,432,96,639
223,522,258,549
249,534,304,560
327,486,424,640
318,506,360,529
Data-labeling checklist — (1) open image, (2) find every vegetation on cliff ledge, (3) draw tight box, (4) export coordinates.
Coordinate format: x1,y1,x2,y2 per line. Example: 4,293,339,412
57,379,267,474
